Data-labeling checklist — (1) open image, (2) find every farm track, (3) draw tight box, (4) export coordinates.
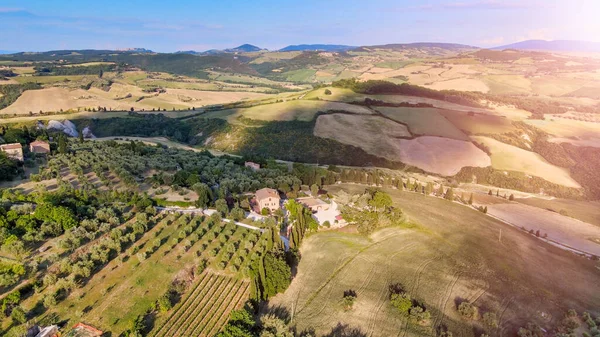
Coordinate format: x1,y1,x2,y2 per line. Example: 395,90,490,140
432,271,461,330
498,297,514,337
204,281,250,337
150,272,217,337
365,249,406,337
185,277,238,336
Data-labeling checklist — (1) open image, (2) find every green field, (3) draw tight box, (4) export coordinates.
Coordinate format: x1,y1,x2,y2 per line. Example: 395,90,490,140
202,99,373,122
269,184,600,337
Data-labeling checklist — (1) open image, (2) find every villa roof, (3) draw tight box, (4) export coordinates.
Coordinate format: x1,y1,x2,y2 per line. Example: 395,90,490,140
255,188,279,201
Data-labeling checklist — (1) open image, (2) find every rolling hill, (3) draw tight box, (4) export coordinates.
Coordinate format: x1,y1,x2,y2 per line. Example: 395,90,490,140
493,39,600,52
279,44,356,52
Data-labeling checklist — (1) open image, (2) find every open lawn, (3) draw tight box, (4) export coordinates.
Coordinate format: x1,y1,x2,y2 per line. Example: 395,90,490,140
376,107,470,141
471,136,581,188
269,184,600,337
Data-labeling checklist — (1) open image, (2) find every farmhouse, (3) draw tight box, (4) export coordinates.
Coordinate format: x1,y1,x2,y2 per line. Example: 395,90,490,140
34,325,59,337
30,140,51,154
245,161,260,170
0,143,24,161
255,188,280,212
298,197,330,212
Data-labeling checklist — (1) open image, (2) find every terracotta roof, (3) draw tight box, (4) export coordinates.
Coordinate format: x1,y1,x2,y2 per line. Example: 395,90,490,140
0,143,22,150
255,188,279,201
297,197,327,207
30,140,49,146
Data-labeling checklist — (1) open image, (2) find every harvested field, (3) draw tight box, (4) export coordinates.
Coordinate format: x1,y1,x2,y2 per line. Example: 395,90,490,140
269,184,600,337
526,118,600,139
515,197,600,228
314,113,411,159
424,77,489,93
376,107,470,141
471,136,581,188
396,136,490,176
486,203,600,255
438,110,515,135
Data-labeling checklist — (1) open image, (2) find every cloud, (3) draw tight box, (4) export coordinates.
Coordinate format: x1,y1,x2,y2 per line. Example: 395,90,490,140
516,29,552,42
0,7,23,13
394,0,545,11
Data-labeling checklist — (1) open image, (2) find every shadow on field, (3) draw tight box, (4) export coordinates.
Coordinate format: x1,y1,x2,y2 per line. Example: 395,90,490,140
322,323,367,337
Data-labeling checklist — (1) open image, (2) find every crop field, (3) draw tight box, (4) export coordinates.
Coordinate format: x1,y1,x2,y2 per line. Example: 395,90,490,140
396,136,490,176
269,184,600,337
13,75,90,84
203,99,373,122
151,272,249,337
314,113,411,159
548,136,600,148
471,136,581,188
375,107,470,141
485,203,600,255
13,211,265,335
515,197,600,227
424,77,489,93
525,117,600,139
438,110,515,135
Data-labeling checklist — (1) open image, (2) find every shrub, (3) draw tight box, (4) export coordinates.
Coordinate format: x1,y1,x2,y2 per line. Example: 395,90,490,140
483,312,498,328
390,292,412,315
458,301,478,320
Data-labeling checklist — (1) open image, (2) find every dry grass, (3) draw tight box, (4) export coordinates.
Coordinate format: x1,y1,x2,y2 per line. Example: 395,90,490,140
548,136,600,148
471,136,581,188
424,78,489,93
525,118,600,139
269,184,600,337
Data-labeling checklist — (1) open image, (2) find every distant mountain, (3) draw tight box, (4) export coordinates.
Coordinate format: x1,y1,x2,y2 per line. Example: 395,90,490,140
279,44,356,52
116,48,154,53
0,50,17,55
224,44,264,53
492,40,600,53
358,42,479,51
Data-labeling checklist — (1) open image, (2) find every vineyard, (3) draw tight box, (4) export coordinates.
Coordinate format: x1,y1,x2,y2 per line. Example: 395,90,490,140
150,272,250,337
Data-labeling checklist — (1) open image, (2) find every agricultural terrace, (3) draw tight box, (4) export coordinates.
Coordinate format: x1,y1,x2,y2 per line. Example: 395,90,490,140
269,184,600,337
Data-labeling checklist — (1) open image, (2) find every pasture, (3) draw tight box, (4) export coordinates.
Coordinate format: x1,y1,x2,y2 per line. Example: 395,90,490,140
269,184,600,337
375,107,470,141
471,136,581,188
526,117,600,139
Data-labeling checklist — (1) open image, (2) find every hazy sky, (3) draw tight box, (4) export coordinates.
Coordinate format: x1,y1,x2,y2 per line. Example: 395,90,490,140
0,0,599,52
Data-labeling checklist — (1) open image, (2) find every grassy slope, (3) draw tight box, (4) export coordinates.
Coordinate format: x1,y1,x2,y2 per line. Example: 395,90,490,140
269,184,600,337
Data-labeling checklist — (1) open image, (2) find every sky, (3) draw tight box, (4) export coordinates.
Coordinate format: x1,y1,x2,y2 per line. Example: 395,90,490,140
0,0,599,52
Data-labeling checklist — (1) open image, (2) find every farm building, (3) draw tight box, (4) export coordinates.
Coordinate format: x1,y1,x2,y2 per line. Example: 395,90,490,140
297,197,330,212
30,140,51,154
63,323,103,337
0,143,24,161
35,325,59,337
244,161,260,170
255,188,280,212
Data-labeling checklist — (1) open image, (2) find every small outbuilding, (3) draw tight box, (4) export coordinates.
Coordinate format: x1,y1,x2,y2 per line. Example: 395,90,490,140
245,161,260,171
298,197,330,212
30,140,51,154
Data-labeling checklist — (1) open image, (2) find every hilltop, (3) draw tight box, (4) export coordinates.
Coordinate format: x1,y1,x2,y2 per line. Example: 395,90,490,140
493,39,600,52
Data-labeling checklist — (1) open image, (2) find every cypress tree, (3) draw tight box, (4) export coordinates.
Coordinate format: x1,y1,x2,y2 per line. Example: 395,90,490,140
468,193,474,205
